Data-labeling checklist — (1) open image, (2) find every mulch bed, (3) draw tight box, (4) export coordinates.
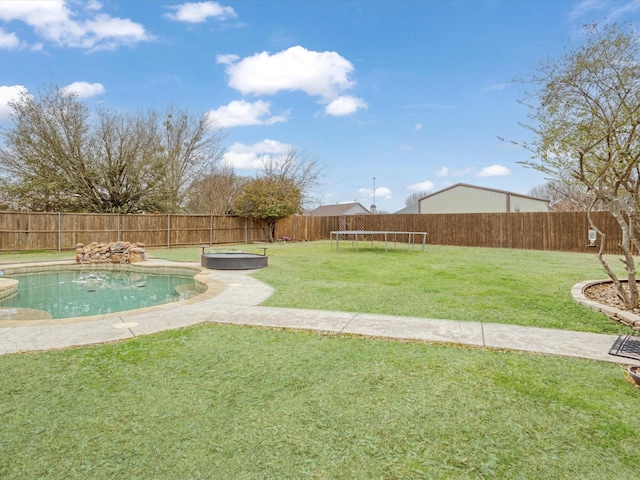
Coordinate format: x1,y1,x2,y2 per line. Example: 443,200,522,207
584,281,640,313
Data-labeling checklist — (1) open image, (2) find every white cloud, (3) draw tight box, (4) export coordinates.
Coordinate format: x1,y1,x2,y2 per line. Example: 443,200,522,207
216,53,239,65
164,2,237,23
414,123,423,131
358,187,392,199
208,99,288,127
378,187,392,199
435,166,450,177
324,95,367,116
0,1,152,51
568,0,640,21
476,164,512,177
407,180,434,192
435,166,474,177
86,1,102,12
221,45,356,100
482,83,506,92
223,139,292,170
568,0,605,20
608,0,640,18
0,1,68,25
0,85,27,122
83,14,150,50
218,46,366,116
0,27,19,49
62,81,105,98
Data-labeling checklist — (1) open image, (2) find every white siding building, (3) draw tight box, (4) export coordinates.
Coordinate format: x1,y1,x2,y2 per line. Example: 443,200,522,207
418,183,549,214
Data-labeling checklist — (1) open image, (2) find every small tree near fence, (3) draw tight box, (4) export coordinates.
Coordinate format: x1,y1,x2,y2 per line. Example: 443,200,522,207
233,147,322,242
234,177,302,242
519,23,640,310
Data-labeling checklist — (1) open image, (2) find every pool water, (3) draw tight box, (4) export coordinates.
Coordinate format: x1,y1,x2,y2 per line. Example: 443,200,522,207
0,269,200,319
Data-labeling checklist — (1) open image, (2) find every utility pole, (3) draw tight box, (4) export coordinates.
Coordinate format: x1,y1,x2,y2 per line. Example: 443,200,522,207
371,177,377,214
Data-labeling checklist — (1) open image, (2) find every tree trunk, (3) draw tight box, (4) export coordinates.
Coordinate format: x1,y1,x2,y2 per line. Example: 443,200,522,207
597,206,639,310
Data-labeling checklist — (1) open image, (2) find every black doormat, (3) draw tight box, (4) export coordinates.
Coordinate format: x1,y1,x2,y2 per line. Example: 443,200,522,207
609,335,640,361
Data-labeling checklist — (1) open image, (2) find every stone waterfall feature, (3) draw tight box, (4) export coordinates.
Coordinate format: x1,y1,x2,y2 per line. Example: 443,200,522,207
75,242,147,264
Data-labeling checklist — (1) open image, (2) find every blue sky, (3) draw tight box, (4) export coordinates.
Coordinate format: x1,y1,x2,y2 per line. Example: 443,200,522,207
1,0,639,213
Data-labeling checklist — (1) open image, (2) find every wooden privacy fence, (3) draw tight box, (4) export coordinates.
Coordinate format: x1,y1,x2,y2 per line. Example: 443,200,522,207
0,212,268,251
275,211,635,255
0,210,636,254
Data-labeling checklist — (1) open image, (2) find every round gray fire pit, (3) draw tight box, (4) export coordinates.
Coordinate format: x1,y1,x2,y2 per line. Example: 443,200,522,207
201,252,268,270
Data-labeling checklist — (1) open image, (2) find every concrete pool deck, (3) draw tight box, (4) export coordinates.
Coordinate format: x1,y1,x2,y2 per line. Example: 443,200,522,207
0,259,639,366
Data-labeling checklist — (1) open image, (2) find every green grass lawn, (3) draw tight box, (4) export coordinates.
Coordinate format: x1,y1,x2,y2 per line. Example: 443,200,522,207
1,242,635,334
2,244,640,478
0,249,73,263
2,324,639,479
149,241,633,334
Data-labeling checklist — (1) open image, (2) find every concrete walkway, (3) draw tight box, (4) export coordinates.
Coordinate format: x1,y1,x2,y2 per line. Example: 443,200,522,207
1,264,639,366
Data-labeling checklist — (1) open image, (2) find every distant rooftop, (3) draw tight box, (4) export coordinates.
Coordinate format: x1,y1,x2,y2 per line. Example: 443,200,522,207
307,202,370,216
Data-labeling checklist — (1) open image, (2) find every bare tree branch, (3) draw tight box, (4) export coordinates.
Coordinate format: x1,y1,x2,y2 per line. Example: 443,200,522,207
519,22,640,310
0,85,225,213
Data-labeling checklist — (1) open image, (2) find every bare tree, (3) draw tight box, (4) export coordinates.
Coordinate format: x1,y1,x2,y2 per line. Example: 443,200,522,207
0,85,225,213
259,147,323,209
158,105,225,212
404,191,430,207
527,180,594,211
0,85,93,211
519,23,640,309
184,164,248,214
91,109,168,212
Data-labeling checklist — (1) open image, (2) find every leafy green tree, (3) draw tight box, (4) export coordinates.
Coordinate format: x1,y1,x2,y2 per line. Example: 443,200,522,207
233,147,322,241
519,23,640,309
234,177,302,242
259,147,323,210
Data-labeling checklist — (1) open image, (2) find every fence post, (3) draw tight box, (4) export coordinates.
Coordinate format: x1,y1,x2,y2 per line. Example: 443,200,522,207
505,212,510,249
0,211,628,255
210,213,213,246
57,212,61,252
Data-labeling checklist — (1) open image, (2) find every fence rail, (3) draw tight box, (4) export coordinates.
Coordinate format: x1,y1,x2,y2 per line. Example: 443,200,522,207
0,212,268,251
275,211,634,255
0,210,634,255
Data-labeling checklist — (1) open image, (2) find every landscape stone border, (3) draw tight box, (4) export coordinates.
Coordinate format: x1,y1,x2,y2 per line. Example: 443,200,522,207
572,280,640,331
0,278,18,300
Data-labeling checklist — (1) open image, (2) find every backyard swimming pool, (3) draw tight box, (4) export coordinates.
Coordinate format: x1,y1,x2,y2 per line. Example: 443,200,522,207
0,268,201,320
